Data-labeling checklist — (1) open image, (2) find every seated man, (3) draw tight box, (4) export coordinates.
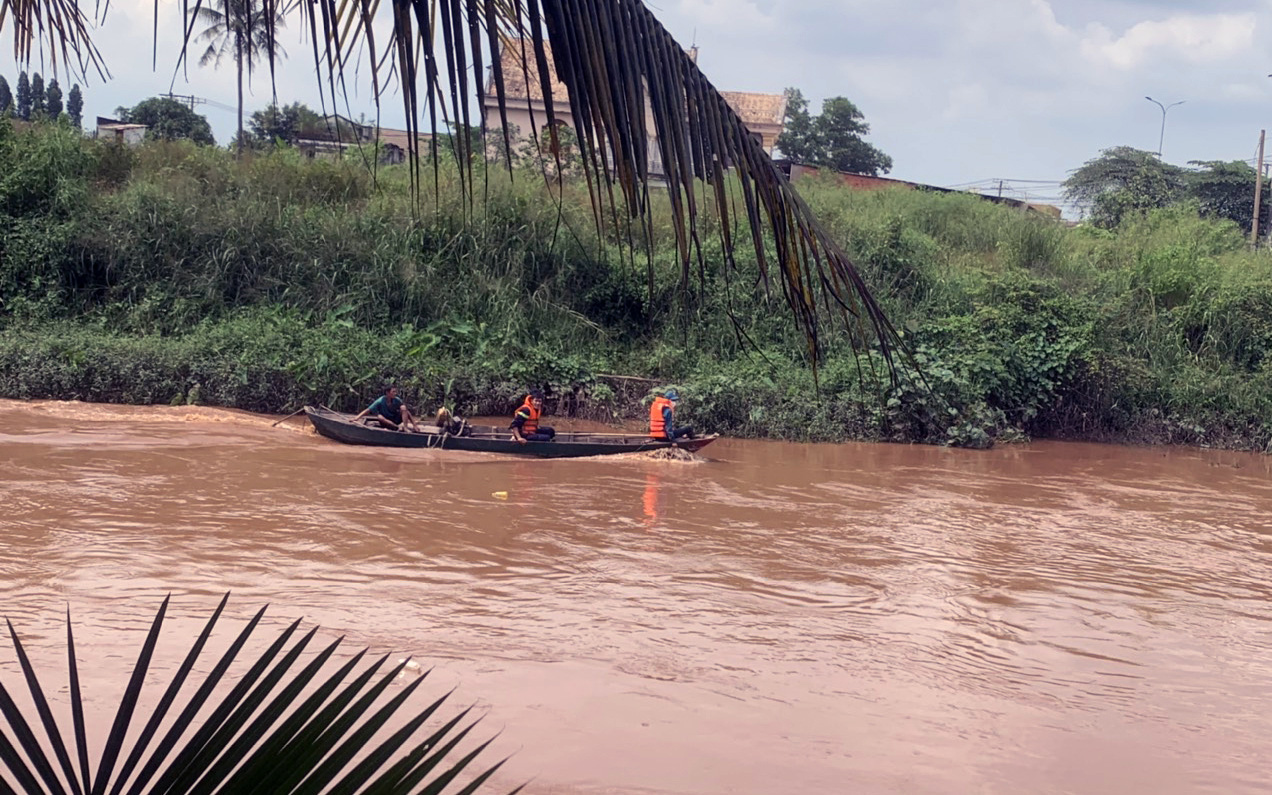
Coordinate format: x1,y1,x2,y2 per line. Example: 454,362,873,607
352,384,421,432
649,389,694,442
511,389,556,443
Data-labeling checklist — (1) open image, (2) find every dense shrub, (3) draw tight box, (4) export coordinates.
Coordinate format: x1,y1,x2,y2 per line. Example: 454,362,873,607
6,124,1272,449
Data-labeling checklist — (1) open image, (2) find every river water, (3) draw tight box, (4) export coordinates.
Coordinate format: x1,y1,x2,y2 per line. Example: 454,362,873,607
2,398,1272,794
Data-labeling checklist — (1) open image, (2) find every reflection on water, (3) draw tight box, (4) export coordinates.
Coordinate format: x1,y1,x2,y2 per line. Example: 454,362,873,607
3,398,1272,794
642,470,662,526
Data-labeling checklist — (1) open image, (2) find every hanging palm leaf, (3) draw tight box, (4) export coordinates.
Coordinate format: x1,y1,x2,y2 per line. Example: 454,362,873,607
0,594,518,794
286,0,904,370
0,0,107,80
0,0,904,373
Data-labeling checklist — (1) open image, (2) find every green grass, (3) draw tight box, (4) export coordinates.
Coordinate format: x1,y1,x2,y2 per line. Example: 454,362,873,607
5,120,1272,449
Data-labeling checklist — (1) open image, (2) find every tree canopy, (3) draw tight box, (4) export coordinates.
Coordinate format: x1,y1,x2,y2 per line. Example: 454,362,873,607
117,97,216,145
45,77,62,118
1064,146,1267,235
15,71,30,120
0,76,10,115
777,88,894,176
248,101,320,147
1186,160,1270,236
66,84,83,128
28,72,44,118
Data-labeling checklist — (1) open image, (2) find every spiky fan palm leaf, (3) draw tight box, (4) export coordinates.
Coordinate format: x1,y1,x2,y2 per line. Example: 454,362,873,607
0,595,517,795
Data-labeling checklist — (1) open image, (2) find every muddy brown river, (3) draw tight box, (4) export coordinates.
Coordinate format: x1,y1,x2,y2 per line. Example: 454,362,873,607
2,398,1272,794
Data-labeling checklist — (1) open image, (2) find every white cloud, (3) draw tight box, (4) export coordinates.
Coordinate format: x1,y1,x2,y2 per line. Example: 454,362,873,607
7,0,1272,195
1080,13,1257,69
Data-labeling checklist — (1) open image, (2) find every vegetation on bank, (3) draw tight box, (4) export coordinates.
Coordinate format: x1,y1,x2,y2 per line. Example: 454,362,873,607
4,121,1272,450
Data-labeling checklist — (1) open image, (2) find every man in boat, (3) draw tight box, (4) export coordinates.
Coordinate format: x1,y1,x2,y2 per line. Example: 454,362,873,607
650,389,695,443
352,384,421,432
511,389,556,443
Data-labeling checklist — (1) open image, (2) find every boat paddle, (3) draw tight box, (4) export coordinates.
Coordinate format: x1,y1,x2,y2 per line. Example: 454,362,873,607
271,407,307,427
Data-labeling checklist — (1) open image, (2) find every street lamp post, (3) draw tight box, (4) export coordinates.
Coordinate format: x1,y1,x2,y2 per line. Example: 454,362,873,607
1145,96,1185,158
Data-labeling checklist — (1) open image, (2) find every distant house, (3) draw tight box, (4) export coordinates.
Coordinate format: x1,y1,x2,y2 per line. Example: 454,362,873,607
95,117,148,146
296,114,433,165
780,161,1063,219
480,41,787,180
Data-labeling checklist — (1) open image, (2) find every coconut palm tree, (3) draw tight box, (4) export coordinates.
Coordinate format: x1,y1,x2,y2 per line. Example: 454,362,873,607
191,0,285,153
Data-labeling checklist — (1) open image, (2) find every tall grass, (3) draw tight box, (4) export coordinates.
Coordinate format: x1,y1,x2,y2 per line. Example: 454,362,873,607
5,121,1272,449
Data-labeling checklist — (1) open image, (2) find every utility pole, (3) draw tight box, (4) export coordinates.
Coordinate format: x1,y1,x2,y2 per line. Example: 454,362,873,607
164,92,206,111
1253,129,1265,249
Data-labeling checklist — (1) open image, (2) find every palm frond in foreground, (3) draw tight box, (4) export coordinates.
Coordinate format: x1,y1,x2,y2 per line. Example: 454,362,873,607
0,594,517,794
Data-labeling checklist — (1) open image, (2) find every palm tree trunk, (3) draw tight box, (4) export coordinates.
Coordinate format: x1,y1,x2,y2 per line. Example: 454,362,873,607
235,29,244,154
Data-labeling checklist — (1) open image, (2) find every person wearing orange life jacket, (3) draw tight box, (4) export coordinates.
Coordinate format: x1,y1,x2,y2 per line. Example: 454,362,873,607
510,389,556,443
649,389,694,442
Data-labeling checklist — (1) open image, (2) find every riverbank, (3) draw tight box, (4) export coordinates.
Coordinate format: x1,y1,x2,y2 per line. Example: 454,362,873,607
4,122,1272,451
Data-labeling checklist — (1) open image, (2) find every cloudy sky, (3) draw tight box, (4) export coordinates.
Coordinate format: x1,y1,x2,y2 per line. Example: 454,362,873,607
4,0,1271,210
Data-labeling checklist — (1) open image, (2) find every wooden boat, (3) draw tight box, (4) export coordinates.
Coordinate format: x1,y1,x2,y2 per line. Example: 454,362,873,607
303,406,718,458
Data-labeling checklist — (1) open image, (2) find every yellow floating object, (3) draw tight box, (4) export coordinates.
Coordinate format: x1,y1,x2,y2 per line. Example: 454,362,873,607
492,491,508,500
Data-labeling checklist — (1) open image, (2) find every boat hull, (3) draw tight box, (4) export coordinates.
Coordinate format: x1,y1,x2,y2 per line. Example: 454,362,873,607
302,407,717,458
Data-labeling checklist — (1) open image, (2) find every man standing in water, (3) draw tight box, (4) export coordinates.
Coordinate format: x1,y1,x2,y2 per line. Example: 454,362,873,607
511,389,556,443
649,389,694,442
352,384,421,432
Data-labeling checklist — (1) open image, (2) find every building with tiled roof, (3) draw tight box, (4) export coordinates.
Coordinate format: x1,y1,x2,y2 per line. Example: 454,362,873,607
296,114,433,165
481,41,786,176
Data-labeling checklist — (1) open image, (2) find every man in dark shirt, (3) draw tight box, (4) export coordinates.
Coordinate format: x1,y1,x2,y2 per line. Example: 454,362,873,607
353,385,421,432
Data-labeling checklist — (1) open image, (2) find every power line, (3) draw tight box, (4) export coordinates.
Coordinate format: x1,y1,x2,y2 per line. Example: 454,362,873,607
162,91,235,115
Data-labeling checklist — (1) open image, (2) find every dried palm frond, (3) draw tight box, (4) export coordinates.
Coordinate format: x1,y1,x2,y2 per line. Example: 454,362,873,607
290,0,903,371
1,0,107,80
1,0,904,373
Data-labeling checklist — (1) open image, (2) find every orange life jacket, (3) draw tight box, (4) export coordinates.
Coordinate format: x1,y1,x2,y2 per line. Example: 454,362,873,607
649,396,673,437
515,395,540,435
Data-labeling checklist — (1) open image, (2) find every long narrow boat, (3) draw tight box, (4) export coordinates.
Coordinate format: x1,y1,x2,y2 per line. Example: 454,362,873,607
303,406,717,458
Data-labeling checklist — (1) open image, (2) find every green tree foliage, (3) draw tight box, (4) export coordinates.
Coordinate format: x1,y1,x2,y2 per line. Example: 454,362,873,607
117,97,216,145
0,76,11,115
1064,148,1269,235
436,122,482,164
1062,146,1187,228
1186,160,1269,237
777,88,893,176
29,72,44,118
67,84,83,128
15,70,30,120
511,123,584,178
45,76,62,118
249,101,320,147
